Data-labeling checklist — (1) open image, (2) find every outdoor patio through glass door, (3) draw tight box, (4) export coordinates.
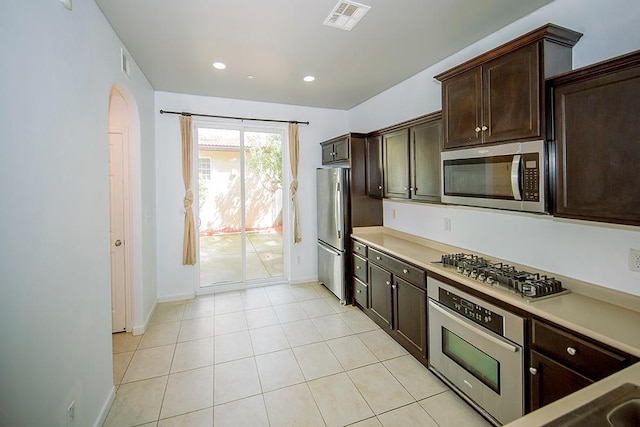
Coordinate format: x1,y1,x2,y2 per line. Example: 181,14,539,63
196,124,285,289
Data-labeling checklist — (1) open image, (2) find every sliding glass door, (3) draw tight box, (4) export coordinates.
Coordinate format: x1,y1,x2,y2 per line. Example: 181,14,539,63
195,122,286,291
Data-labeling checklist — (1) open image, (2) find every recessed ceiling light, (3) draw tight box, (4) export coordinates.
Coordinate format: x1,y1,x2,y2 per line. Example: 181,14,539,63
303,75,316,82
247,75,254,80
212,62,226,70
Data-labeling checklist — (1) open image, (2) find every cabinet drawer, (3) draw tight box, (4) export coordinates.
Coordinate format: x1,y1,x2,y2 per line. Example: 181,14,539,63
531,320,628,380
354,278,369,308
352,240,367,257
368,248,425,288
353,254,367,283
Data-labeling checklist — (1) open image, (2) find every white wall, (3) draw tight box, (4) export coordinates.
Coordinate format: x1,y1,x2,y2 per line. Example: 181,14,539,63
348,0,640,296
155,91,348,299
0,1,156,426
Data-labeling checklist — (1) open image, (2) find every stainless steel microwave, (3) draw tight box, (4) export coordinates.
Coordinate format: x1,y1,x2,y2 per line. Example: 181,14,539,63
441,140,547,213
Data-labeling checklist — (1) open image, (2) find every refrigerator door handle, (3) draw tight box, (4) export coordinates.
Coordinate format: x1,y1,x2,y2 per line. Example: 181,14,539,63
335,182,342,239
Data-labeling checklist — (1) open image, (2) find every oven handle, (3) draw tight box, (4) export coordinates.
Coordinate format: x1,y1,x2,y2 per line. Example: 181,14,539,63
511,155,522,201
428,300,520,353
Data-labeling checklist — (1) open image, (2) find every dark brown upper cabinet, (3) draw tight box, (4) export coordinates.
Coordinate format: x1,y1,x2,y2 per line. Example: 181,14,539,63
382,129,410,199
410,118,442,202
365,134,383,198
436,24,582,150
548,50,640,226
321,134,361,164
381,112,442,202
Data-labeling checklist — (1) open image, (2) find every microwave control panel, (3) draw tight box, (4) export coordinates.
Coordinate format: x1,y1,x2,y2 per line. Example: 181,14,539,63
522,153,540,202
438,288,504,335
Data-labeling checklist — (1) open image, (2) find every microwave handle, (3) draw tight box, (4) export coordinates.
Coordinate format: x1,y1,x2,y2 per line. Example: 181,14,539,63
511,155,522,201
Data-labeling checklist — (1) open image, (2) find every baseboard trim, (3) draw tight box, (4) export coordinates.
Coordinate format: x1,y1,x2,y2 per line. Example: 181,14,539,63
157,292,195,303
132,299,157,336
289,276,319,285
93,385,116,427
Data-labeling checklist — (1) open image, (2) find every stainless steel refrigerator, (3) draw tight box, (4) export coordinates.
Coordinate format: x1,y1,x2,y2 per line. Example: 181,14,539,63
316,167,350,303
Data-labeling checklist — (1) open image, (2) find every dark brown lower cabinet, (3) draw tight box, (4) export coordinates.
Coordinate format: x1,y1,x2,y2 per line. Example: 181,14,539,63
368,263,392,327
529,350,593,410
528,319,637,412
362,250,428,363
393,277,427,357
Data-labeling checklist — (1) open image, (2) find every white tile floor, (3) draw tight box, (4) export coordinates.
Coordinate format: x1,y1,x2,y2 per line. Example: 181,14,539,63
107,282,492,427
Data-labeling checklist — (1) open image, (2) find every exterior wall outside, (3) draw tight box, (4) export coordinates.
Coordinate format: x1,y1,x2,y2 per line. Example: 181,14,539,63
197,149,283,234
347,0,640,296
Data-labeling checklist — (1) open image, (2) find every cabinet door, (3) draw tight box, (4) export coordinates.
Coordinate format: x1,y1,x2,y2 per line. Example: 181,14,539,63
553,64,640,225
368,263,392,327
321,142,334,164
392,277,427,357
530,350,593,411
483,43,541,144
382,129,410,198
366,135,383,198
333,138,350,162
410,120,442,202
442,67,482,148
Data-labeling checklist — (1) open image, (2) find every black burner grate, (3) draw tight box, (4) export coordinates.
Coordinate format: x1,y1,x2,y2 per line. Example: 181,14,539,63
440,253,566,299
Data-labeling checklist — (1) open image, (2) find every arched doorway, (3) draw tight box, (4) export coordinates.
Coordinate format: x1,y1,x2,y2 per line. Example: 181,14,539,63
108,87,133,333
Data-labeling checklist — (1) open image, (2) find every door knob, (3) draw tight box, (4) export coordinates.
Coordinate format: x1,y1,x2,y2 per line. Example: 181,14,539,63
115,239,122,247
475,127,481,132
481,125,488,131
529,367,538,375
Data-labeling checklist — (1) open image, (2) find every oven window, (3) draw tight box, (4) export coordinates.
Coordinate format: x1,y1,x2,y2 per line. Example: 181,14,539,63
442,327,500,393
443,156,516,199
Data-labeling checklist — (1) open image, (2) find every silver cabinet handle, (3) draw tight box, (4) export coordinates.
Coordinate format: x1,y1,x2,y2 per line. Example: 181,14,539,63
475,127,481,132
376,256,381,260
378,185,382,190
529,367,538,375
385,281,390,285
392,284,397,290
567,347,577,356
356,289,361,293
356,266,361,269
481,125,488,131
403,269,409,274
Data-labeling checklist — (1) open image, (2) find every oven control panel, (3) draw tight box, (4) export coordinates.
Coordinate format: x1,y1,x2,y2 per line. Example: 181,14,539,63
438,288,504,335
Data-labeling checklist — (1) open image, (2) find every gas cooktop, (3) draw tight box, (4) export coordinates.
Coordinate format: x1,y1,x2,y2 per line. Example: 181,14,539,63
438,253,568,301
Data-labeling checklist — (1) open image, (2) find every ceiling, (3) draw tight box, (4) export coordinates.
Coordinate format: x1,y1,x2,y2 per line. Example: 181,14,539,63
95,0,555,110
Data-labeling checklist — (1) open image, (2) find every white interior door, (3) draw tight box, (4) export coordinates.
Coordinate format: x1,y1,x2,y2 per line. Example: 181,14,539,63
109,131,127,332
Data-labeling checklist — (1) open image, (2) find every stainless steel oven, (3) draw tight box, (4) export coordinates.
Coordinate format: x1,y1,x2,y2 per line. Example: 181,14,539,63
441,140,547,213
428,277,525,425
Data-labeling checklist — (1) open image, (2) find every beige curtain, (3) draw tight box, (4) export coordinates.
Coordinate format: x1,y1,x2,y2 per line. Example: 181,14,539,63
288,123,302,243
180,115,197,265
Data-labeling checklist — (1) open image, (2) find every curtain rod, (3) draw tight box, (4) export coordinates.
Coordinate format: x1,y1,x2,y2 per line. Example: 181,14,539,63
159,109,309,125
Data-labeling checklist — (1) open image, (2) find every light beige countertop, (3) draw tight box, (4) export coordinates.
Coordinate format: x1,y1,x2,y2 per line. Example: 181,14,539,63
352,226,640,426
351,226,640,356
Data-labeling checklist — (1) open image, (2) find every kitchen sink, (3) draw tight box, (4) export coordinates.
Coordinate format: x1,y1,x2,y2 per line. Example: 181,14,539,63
543,383,640,427
608,398,640,426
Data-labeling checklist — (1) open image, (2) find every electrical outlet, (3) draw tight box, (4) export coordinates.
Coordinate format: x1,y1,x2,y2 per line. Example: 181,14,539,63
297,256,301,265
444,218,452,232
392,209,397,219
67,401,75,425
629,249,640,272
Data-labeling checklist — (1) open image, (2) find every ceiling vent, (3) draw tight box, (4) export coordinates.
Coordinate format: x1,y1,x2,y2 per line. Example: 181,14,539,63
323,0,371,31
